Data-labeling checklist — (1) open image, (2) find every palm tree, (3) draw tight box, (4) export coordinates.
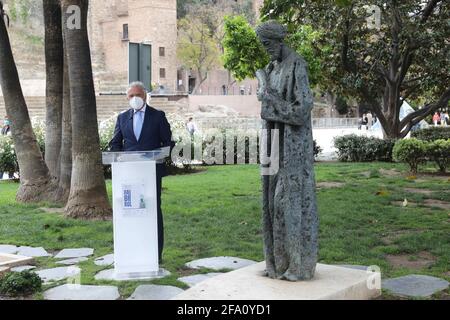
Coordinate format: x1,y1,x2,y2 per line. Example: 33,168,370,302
0,0,54,202
43,0,64,183
61,0,111,218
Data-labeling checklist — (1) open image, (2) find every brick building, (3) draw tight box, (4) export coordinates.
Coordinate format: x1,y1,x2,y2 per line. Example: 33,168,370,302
88,0,178,94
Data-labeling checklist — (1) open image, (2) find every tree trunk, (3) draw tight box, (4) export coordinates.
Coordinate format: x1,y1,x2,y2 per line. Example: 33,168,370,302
191,68,207,95
43,0,64,181
54,38,72,203
0,2,54,202
62,0,111,219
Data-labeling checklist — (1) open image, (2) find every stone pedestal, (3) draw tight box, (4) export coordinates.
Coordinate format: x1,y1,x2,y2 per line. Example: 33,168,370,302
173,262,381,300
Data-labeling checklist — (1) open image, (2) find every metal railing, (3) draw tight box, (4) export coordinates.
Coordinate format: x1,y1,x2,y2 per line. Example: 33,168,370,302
194,117,360,131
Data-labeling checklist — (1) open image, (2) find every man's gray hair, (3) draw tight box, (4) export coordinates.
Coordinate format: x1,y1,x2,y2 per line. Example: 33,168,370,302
127,81,147,94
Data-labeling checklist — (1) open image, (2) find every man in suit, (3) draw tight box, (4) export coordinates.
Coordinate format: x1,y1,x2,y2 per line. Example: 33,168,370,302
109,81,174,261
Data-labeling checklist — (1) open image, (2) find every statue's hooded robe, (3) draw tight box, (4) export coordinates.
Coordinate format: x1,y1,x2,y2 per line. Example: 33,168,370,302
259,47,318,281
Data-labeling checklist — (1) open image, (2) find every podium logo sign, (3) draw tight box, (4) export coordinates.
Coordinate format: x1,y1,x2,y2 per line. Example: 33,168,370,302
122,184,146,210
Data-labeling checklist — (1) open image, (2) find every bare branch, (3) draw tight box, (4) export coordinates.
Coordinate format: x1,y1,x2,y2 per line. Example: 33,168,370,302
399,86,450,131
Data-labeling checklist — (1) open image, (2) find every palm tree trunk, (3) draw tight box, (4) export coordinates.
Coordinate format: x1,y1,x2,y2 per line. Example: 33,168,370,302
0,1,54,202
54,42,72,203
62,0,111,219
43,0,64,181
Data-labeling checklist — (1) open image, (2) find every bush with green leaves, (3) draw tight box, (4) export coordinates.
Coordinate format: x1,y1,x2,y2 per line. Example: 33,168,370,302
0,135,18,177
0,270,42,297
392,138,427,174
0,118,45,179
426,139,450,173
411,127,450,141
333,134,395,162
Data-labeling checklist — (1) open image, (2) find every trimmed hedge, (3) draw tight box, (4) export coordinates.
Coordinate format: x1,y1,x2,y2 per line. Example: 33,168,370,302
392,139,426,174
333,135,395,162
411,127,450,141
393,138,450,173
426,139,450,173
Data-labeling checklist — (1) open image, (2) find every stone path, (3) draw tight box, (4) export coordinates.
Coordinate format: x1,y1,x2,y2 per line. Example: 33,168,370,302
178,273,222,287
44,284,120,300
11,265,36,272
0,245,18,254
56,257,89,265
54,248,94,259
383,275,449,298
94,254,114,266
36,266,81,284
186,257,257,271
127,285,184,300
94,268,171,281
16,246,51,257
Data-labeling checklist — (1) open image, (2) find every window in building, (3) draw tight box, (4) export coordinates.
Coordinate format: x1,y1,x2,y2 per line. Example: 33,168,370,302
159,47,165,57
160,68,166,79
122,24,129,40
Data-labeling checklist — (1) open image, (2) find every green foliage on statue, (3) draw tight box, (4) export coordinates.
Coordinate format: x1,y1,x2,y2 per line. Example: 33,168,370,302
222,15,326,85
222,15,269,82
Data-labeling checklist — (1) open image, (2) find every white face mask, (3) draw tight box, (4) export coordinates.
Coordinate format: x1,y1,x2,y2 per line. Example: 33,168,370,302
129,96,145,111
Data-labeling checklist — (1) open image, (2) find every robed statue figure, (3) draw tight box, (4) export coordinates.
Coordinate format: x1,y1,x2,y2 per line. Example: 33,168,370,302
256,21,318,281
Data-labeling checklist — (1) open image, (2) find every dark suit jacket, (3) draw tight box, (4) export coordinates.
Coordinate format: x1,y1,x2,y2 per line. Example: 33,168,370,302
109,105,174,177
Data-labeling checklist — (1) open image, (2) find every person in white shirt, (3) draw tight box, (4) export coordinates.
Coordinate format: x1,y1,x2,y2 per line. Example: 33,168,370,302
186,117,198,137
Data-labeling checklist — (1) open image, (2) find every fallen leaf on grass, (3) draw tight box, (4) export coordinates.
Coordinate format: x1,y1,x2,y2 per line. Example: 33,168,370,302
375,189,390,196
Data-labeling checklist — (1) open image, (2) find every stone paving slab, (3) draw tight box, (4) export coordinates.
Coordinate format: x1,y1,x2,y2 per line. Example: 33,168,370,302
11,265,36,272
56,257,89,265
44,284,120,300
382,274,449,298
94,254,114,266
55,248,94,259
0,245,18,254
36,266,81,284
95,268,171,281
186,257,257,271
17,246,51,258
128,285,184,300
178,273,222,287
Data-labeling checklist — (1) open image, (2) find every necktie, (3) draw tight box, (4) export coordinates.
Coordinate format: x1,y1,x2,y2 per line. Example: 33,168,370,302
134,111,144,141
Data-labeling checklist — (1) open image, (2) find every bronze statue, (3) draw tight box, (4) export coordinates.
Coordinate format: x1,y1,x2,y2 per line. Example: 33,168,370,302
256,21,318,281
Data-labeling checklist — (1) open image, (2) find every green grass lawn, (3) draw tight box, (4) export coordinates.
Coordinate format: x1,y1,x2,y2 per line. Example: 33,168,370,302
0,162,449,299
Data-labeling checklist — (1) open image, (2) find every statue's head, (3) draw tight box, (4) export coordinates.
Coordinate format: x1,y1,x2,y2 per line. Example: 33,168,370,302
256,21,288,62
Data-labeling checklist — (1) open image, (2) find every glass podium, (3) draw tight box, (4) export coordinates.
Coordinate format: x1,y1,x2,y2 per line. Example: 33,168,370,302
102,147,170,280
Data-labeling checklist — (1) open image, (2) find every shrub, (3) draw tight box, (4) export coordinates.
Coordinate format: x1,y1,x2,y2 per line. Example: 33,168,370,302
313,140,322,158
0,135,19,178
411,127,450,141
333,134,395,162
426,139,450,173
392,138,427,174
0,270,42,297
